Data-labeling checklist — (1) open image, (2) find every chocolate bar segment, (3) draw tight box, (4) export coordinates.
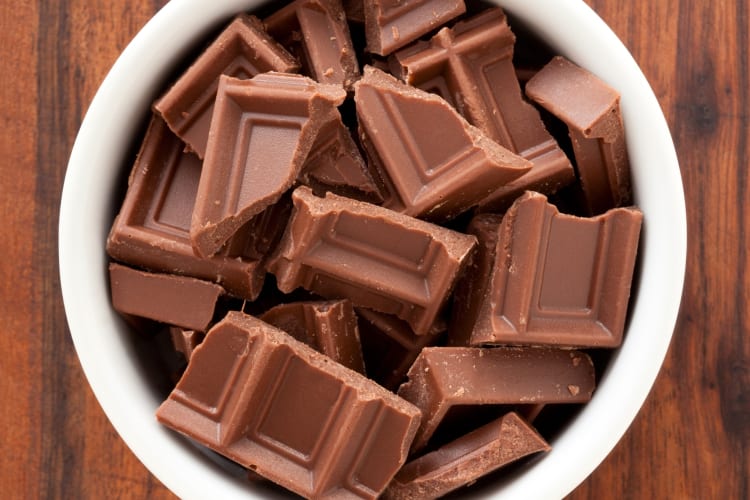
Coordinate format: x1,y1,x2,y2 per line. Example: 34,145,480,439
525,56,632,215
397,346,594,450
362,0,466,56
109,263,224,332
391,8,574,211
106,115,266,299
354,66,531,221
268,186,476,335
298,114,382,202
383,412,550,499
450,191,643,348
156,311,421,499
190,73,346,257
169,327,205,362
356,308,444,391
265,0,361,88
154,14,300,159
260,299,366,374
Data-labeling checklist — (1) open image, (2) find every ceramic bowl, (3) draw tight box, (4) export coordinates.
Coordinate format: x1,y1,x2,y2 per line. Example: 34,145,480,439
59,0,686,497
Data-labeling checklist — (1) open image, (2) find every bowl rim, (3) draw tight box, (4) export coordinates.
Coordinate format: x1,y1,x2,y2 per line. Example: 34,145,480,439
59,0,687,498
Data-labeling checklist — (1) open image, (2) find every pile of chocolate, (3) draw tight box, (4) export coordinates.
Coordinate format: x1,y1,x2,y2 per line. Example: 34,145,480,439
106,1,642,498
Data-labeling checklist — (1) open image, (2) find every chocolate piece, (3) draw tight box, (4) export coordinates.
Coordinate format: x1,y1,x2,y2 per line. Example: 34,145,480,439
450,191,643,348
356,308,443,391
169,327,204,361
525,56,632,215
298,114,382,202
260,299,366,374
106,115,266,300
190,73,346,257
153,14,300,159
354,66,531,221
343,0,366,23
362,0,466,56
268,186,476,335
109,263,224,332
383,412,550,499
156,311,421,499
265,0,360,88
397,346,595,450
391,8,574,211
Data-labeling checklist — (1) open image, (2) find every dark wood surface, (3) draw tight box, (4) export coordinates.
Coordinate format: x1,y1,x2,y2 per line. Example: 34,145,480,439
1,0,746,498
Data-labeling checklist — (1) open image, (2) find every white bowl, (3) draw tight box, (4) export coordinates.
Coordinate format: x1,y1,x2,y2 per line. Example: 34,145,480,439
59,0,686,498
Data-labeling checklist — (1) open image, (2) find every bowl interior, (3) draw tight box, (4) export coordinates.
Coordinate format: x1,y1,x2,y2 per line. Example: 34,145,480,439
59,0,686,498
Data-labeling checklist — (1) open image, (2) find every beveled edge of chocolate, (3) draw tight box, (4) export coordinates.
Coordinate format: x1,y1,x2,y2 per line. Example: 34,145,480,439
463,191,643,348
190,73,346,258
264,0,361,88
153,14,300,158
353,66,532,220
157,310,422,498
260,298,366,374
383,412,550,499
268,185,478,335
525,56,632,214
106,114,267,300
109,262,225,332
397,345,595,450
363,0,467,56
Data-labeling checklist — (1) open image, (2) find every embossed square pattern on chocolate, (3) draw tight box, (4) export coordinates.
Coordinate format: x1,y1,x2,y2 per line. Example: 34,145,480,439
105,2,644,498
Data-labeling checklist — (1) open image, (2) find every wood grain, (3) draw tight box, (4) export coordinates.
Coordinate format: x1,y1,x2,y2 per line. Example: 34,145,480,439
0,0,746,498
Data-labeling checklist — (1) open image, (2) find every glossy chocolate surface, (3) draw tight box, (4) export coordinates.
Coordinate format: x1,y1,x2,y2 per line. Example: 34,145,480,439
157,311,421,499
190,73,346,257
268,186,477,335
526,56,632,215
450,192,643,348
154,14,300,158
398,346,595,450
355,66,531,221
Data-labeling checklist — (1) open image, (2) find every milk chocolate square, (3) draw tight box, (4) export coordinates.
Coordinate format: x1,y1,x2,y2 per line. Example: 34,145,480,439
265,0,361,88
397,346,595,450
391,8,575,211
450,191,643,348
354,66,531,221
526,56,632,215
106,115,266,299
154,14,300,159
267,186,476,335
157,311,421,499
190,73,346,257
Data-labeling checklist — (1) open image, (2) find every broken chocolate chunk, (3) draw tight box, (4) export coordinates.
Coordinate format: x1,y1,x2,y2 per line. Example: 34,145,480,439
154,14,300,158
449,191,643,348
157,311,421,499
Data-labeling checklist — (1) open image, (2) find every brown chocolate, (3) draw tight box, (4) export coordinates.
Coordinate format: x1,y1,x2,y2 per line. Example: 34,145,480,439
156,311,421,499
525,56,632,215
356,308,444,391
354,66,531,221
391,8,575,211
397,346,595,450
109,263,224,332
265,0,361,88
362,0,466,56
260,299,366,374
190,73,346,257
383,412,550,499
267,186,477,335
169,327,204,362
298,113,382,202
154,14,300,159
449,191,643,348
106,115,267,300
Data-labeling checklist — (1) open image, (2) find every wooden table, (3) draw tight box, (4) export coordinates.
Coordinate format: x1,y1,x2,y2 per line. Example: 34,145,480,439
1,1,746,498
